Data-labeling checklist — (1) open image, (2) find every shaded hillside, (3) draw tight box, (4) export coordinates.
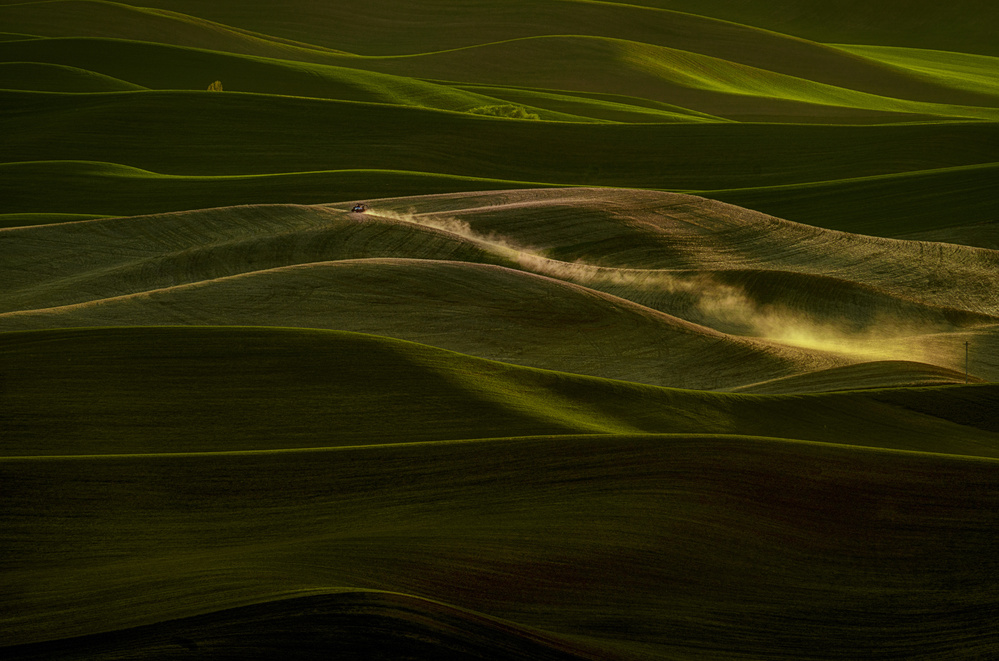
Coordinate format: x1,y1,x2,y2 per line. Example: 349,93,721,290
3,326,997,458
4,424,999,659
1,591,610,661
3,2,999,660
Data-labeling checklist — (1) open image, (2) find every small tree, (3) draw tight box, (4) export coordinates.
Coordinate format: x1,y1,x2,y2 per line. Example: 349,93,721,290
207,80,223,91
468,104,539,120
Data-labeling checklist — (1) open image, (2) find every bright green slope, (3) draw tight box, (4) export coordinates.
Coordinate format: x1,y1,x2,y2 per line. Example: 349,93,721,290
3,32,997,121
2,0,997,116
1,0,997,231
838,46,999,98
623,0,999,57
0,37,596,121
0,60,145,92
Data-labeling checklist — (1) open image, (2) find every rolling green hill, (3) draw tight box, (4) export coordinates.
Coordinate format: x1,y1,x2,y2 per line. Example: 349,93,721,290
0,60,145,92
3,191,996,389
625,0,999,57
3,325,997,457
2,91,997,232
1,0,998,231
3,2,998,659
3,330,999,657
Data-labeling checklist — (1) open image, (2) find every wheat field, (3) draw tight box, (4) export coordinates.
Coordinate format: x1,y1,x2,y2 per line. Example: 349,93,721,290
2,2,998,659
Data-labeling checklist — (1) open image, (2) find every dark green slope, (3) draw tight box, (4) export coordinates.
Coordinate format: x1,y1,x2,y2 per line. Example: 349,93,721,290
3,326,998,458
2,158,997,241
701,162,999,236
3,432,999,658
2,2,997,658
1,592,608,661
2,90,998,208
0,160,559,219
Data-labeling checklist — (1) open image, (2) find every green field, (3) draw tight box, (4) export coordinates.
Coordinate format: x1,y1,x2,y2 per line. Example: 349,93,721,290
2,2,998,659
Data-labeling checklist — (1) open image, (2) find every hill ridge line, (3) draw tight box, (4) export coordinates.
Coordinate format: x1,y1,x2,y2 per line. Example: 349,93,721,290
0,586,611,659
0,256,730,339
5,431,998,463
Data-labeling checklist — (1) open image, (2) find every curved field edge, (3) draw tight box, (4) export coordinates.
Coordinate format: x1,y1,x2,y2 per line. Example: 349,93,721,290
3,161,998,243
0,36,601,122
606,0,999,57
0,36,725,123
0,160,567,218
1,189,994,390
0,212,109,228
3,91,998,188
835,45,999,98
2,326,997,458
13,0,998,59
0,60,147,92
6,34,998,122
697,161,999,238
3,432,998,658
4,2,998,112
5,431,999,466
1,256,992,390
0,590,613,661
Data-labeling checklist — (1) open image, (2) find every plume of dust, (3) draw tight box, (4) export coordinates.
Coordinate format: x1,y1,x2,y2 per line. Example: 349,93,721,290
520,252,941,363
360,206,949,363
362,207,529,257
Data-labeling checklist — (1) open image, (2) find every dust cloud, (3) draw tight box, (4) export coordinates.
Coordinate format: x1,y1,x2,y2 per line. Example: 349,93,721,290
359,207,528,256
358,207,948,362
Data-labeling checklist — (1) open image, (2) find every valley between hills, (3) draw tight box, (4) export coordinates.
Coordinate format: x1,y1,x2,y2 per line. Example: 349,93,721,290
2,1,998,659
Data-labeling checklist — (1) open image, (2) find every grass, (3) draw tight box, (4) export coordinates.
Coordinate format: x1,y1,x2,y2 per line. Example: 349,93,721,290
3,1,999,658
1,591,615,660
698,162,999,236
3,427,999,658
617,0,999,57
837,45,999,98
0,160,564,217
0,36,592,119
2,1,997,227
15,0,998,57
2,90,997,214
2,189,996,391
2,326,997,457
0,60,145,92
0,211,108,228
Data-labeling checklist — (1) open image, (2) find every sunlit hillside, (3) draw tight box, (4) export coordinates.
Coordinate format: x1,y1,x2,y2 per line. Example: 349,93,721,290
2,0,998,232
2,2,997,659
3,189,997,391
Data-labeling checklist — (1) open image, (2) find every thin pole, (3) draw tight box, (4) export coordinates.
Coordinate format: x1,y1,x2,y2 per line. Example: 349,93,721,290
965,341,969,384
